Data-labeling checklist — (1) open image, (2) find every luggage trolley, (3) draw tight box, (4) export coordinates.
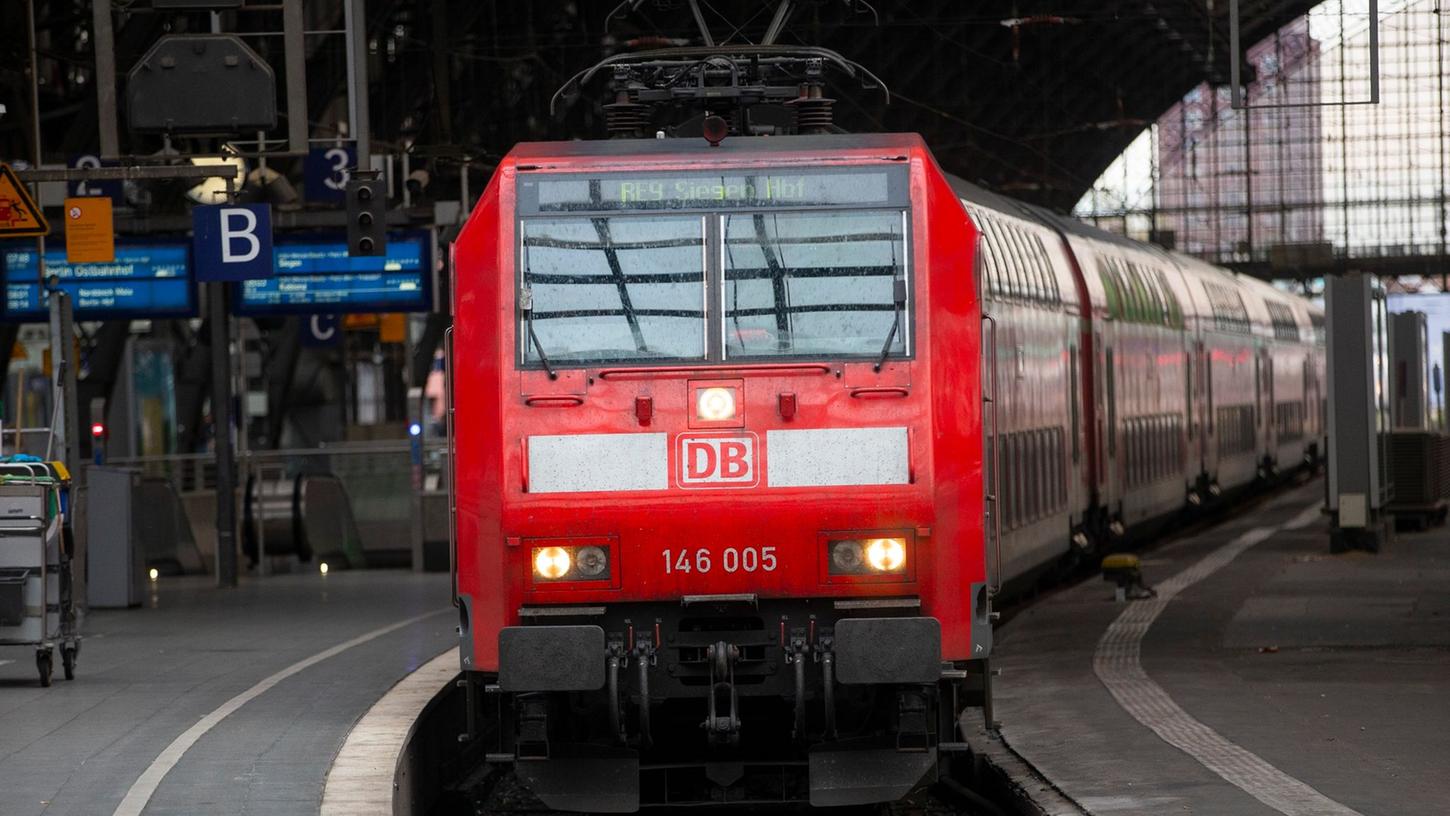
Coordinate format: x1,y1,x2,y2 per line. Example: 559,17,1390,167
0,461,79,686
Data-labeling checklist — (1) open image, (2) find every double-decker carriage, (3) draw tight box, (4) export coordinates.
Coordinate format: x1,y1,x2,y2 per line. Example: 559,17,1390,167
449,133,992,810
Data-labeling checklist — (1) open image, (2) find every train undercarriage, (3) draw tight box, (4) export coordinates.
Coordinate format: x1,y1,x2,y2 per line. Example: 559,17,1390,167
460,598,990,811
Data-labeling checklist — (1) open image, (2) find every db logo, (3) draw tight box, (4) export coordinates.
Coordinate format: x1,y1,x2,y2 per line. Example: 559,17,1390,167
677,433,759,488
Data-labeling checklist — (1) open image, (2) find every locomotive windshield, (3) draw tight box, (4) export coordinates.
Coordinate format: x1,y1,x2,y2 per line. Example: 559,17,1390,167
517,167,910,367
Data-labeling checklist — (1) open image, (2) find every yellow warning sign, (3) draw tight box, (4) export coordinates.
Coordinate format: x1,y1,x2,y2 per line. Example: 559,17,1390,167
0,163,49,238
64,196,115,263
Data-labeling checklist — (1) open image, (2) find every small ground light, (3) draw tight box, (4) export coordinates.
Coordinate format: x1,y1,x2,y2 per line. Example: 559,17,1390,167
319,562,329,575
408,422,422,437
148,568,159,582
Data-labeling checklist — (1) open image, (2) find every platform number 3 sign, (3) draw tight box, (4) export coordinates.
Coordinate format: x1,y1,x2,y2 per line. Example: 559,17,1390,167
305,146,356,204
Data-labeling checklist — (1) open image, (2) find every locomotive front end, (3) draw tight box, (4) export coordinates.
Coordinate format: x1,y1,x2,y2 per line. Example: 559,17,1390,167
451,135,988,810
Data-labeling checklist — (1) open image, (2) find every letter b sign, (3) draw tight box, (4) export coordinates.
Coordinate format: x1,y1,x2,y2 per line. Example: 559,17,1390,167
193,203,273,282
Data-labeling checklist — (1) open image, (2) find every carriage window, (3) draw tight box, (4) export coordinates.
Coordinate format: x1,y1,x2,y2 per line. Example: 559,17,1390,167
722,210,907,359
520,216,705,364
982,218,1022,299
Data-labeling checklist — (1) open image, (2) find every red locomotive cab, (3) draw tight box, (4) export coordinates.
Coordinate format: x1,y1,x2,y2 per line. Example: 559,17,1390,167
450,133,988,810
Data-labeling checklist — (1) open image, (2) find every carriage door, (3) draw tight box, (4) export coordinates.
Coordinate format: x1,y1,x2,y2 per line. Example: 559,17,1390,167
1306,357,1320,443
1261,348,1275,462
1204,344,1217,481
1104,342,1118,500
1253,348,1264,462
1192,341,1206,472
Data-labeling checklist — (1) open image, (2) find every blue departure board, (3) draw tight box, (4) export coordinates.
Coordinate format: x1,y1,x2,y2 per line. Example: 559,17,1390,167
1,241,196,321
235,230,434,314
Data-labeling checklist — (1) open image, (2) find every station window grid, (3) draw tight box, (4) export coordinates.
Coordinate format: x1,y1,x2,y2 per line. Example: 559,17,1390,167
1076,3,1450,277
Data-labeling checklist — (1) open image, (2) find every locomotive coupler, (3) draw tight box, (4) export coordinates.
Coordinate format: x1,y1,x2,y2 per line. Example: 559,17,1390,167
703,640,741,747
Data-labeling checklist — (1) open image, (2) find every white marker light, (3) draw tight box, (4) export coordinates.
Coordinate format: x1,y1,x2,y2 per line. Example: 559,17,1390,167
574,546,608,578
865,538,907,572
408,422,422,437
831,541,864,572
533,547,572,580
696,387,737,421
148,568,159,582
319,562,329,575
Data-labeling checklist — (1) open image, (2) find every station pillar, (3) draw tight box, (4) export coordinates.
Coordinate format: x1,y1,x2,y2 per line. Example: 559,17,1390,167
1324,274,1393,551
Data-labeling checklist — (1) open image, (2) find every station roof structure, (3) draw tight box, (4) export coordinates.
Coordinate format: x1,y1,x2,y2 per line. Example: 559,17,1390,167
3,1,1316,216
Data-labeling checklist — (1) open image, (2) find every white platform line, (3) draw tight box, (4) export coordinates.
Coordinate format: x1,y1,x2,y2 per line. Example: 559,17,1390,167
320,646,460,816
1093,504,1365,816
111,609,450,816
0,660,12,668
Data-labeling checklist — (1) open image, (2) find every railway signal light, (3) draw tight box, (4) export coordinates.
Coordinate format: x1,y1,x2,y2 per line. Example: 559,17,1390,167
345,177,386,257
91,422,107,465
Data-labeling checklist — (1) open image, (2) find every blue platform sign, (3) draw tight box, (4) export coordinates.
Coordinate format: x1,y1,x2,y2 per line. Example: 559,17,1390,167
304,146,355,203
193,204,273,282
69,154,125,206
1,240,195,321
235,230,433,315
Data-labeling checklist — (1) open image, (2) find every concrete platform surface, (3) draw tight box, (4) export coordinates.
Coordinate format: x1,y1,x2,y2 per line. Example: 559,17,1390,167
0,570,454,816
993,481,1450,816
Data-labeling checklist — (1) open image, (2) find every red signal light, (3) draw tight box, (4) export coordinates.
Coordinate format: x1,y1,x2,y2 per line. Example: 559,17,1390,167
90,422,105,438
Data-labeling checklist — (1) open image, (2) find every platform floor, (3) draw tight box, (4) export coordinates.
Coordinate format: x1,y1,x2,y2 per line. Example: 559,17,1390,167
993,481,1450,816
0,570,454,816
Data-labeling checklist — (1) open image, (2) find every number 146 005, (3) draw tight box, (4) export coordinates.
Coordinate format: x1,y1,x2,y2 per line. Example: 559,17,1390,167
662,546,777,575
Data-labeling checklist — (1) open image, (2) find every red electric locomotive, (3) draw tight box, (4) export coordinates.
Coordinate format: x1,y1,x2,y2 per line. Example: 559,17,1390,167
447,39,1324,814
450,131,992,809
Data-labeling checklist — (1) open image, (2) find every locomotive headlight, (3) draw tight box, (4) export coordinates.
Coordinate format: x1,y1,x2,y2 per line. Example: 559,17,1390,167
533,546,572,580
574,545,609,578
826,536,908,576
831,541,864,572
696,387,737,421
865,538,907,572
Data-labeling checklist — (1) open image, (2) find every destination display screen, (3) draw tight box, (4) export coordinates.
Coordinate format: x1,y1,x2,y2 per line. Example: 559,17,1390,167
527,170,896,212
1,242,194,321
235,230,434,315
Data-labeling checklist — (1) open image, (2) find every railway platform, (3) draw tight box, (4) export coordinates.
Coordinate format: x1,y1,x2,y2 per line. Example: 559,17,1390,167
0,570,454,816
992,481,1450,816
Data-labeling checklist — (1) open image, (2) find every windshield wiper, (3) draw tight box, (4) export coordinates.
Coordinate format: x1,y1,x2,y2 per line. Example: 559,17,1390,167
873,276,907,372
520,286,558,380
